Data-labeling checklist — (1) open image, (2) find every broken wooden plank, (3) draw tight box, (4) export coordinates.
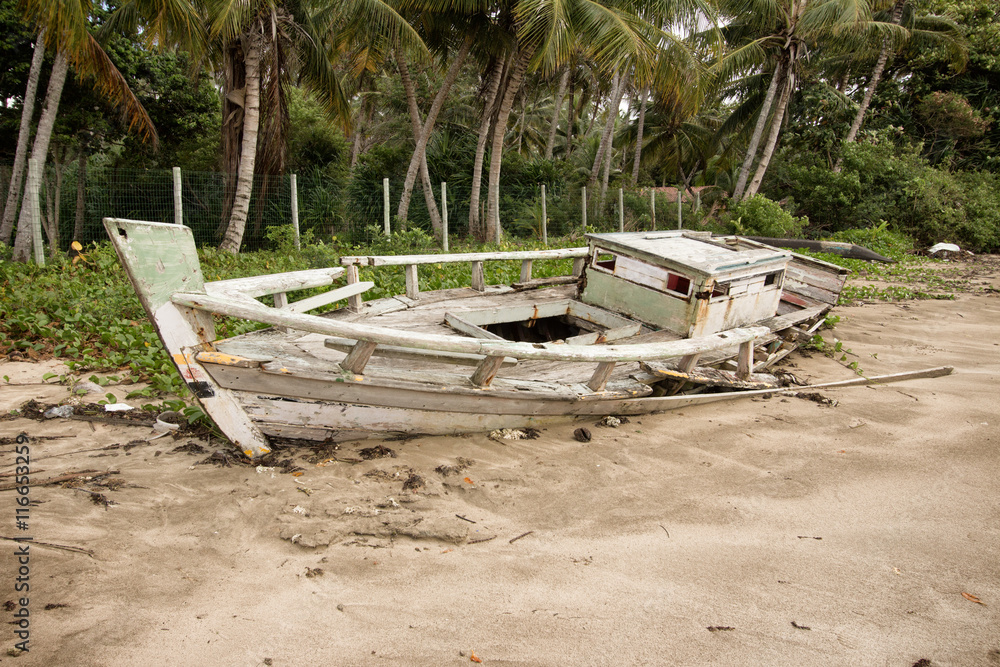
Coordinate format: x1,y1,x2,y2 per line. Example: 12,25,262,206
194,351,261,368
205,267,345,298
283,281,374,314
564,323,642,345
737,340,753,380
641,360,781,390
324,337,517,368
444,312,506,341
512,276,580,290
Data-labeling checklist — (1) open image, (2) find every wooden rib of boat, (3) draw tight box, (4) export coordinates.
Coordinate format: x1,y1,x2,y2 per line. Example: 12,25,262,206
104,218,952,458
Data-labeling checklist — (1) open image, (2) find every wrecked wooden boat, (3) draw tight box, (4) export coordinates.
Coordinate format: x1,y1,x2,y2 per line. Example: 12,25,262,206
104,218,952,458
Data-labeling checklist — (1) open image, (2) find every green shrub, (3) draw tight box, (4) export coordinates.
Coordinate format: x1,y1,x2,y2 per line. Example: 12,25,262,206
724,195,806,237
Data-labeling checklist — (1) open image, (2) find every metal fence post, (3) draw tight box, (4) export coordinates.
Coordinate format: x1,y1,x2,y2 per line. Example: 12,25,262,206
290,173,300,250
172,166,183,225
581,186,587,234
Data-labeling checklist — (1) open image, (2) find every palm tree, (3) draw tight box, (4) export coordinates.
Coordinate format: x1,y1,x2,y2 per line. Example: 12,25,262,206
715,0,908,201
833,0,964,171
0,29,47,246
8,0,159,261
211,0,423,252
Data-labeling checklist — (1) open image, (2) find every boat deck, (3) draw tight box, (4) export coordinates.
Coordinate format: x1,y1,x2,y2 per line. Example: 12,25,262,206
214,283,689,386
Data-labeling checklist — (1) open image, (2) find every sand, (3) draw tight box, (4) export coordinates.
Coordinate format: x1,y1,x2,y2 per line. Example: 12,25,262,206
1,258,998,667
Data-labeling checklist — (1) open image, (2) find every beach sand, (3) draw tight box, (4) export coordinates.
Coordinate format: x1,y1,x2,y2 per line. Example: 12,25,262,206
1,258,998,666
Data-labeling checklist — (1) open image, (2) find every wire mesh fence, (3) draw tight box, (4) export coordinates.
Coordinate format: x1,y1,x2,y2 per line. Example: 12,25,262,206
2,163,707,255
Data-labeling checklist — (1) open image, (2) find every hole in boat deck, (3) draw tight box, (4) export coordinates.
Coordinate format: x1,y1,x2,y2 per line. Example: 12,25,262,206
484,315,585,343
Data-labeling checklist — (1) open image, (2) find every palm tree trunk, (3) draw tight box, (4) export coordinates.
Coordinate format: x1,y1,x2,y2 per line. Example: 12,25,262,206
745,62,795,200
220,33,261,254
42,155,63,258
732,61,785,202
469,57,505,239
1,29,46,246
73,149,87,240
566,72,576,157
486,48,533,242
588,72,623,189
13,49,68,263
544,67,571,159
631,87,648,185
396,36,473,228
395,53,441,232
836,0,905,172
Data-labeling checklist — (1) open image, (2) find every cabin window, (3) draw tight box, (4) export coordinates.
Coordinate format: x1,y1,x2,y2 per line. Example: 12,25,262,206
665,273,691,297
711,281,730,298
593,250,617,271
764,271,783,288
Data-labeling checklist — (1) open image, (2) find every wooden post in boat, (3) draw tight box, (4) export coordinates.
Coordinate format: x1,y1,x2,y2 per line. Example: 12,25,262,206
172,167,182,225
345,264,362,312
618,188,624,232
650,188,656,230
382,178,390,235
520,259,532,283
471,355,505,388
341,340,378,374
471,261,485,292
581,186,587,233
102,218,270,457
405,264,419,299
737,340,753,380
541,184,547,245
441,182,448,252
588,362,616,392
290,173,300,250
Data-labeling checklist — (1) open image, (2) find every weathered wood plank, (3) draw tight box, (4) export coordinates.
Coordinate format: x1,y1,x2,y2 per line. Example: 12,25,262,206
512,275,581,290
324,337,517,367
194,351,261,368
284,281,374,314
205,267,345,298
340,247,589,267
641,360,780,390
564,323,642,345
444,312,506,341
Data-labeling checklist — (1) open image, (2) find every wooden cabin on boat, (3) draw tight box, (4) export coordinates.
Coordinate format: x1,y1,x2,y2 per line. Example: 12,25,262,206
580,231,792,338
